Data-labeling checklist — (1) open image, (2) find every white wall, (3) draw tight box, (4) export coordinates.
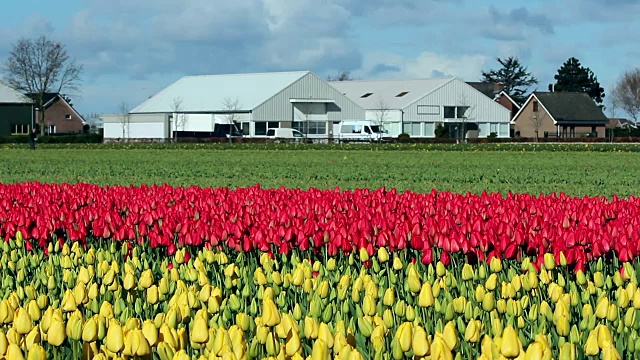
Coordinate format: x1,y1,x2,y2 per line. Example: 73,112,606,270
293,103,327,121
103,113,167,140
171,113,251,133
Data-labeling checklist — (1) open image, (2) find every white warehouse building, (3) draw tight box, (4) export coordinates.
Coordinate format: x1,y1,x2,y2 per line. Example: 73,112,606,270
103,71,365,141
329,77,511,138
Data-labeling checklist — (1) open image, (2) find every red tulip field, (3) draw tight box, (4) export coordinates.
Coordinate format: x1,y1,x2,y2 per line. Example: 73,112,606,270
0,147,639,359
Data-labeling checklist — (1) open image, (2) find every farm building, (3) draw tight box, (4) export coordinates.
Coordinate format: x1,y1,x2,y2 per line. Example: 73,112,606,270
103,71,365,141
511,92,609,139
0,81,34,137
329,77,512,138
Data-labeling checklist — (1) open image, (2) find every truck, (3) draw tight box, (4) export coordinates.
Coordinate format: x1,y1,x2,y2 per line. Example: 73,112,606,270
336,120,387,142
266,128,305,142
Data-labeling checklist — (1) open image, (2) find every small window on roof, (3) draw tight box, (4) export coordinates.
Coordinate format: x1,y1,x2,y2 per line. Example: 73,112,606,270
396,91,409,97
361,93,373,98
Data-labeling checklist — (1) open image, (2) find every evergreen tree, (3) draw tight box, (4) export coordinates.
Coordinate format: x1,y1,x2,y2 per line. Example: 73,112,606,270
481,56,538,105
553,57,605,104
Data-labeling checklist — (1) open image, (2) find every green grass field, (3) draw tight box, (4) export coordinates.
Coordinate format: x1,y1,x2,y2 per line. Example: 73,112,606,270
1,147,639,197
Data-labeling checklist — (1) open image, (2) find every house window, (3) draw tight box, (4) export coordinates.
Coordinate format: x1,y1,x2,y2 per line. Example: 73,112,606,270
444,106,470,119
65,114,72,120
293,121,326,135
239,122,250,136
396,91,409,97
533,101,539,112
457,106,470,119
402,123,421,136
47,125,56,134
254,121,279,136
11,124,29,135
417,105,440,115
361,93,373,98
444,106,456,118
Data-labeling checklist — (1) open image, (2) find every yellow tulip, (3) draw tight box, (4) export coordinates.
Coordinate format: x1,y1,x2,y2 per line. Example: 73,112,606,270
14,307,33,335
265,332,279,355
383,288,395,306
359,248,369,262
485,274,497,291
311,339,330,360
0,329,7,355
371,325,385,351
394,322,412,352
442,321,459,351
65,311,83,341
490,257,502,272
559,342,576,360
393,256,403,270
262,298,281,327
326,258,336,271
377,247,389,263
543,253,555,270
304,317,319,339
24,326,40,352
61,290,77,312
363,295,376,316
105,319,124,353
26,301,40,322
82,316,98,342
285,328,301,355
142,320,158,346
157,341,176,360
46,318,66,347
594,272,605,288
418,283,434,307
412,325,430,356
430,335,453,360
123,272,136,290
462,264,474,280
191,316,209,344
317,323,334,349
500,326,520,357
6,343,23,360
27,343,46,360
464,320,481,343
139,269,154,289
406,266,421,293
595,297,610,319
524,341,544,360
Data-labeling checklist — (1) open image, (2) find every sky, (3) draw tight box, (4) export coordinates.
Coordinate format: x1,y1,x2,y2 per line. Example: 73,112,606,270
1,0,639,117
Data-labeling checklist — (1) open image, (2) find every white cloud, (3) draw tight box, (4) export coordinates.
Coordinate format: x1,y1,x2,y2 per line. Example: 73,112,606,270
355,51,488,81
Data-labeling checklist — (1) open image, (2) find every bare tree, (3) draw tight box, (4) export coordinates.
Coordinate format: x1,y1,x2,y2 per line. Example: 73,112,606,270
171,97,188,141
118,102,131,141
374,96,390,142
456,94,476,143
221,97,242,142
3,35,83,136
327,71,353,81
611,68,640,125
529,108,549,142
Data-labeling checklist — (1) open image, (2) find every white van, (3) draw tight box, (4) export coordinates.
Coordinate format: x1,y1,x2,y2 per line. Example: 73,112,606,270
266,128,305,139
337,120,387,142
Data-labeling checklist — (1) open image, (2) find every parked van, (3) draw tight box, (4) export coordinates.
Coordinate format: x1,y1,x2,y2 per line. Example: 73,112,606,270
266,128,305,139
336,120,387,142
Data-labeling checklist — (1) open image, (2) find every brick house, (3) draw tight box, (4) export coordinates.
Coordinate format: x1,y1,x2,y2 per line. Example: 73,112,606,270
494,91,520,120
511,92,609,139
28,93,85,134
467,82,520,120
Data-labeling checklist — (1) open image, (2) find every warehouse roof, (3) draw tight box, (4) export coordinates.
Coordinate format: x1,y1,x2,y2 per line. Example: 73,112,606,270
131,71,310,113
329,77,454,109
0,81,33,104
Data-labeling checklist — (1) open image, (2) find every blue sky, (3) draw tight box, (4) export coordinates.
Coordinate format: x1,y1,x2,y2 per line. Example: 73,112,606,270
1,0,639,116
